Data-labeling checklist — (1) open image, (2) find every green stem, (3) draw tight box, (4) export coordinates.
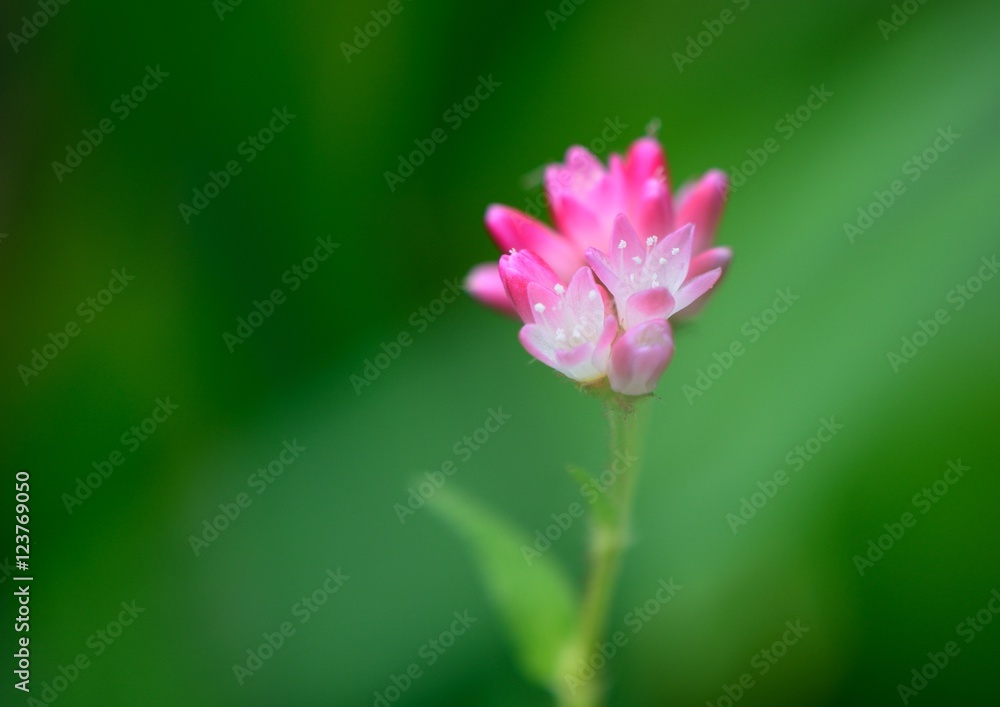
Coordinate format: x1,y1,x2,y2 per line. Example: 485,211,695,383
554,395,648,707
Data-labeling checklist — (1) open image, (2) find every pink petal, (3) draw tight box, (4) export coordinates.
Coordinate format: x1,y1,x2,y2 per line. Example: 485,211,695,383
554,345,591,372
464,263,516,316
651,223,695,291
672,267,722,314
597,154,627,215
543,164,565,198
624,287,675,330
499,251,560,324
688,246,732,279
584,247,622,297
678,249,732,318
563,146,604,185
484,205,579,279
545,147,603,199
565,266,605,321
624,137,668,192
611,213,645,268
634,179,672,239
519,324,557,368
593,314,619,370
551,192,604,251
675,169,728,255
526,281,563,328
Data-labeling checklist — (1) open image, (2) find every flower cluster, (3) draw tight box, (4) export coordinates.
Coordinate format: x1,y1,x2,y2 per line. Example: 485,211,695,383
466,137,731,397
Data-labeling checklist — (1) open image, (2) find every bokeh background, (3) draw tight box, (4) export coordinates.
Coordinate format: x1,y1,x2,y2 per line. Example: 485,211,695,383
2,0,999,705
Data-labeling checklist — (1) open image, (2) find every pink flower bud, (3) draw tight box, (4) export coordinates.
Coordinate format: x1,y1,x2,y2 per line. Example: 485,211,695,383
607,319,675,396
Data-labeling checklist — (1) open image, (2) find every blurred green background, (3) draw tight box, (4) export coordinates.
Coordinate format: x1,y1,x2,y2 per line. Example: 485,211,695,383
2,0,999,705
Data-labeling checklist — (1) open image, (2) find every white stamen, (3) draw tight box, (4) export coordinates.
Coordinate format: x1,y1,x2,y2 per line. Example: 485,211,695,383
671,247,680,255
618,240,627,250
555,328,566,341
659,257,667,265
509,248,517,254
632,256,642,264
534,303,545,313
554,284,565,295
646,236,658,246
588,290,598,300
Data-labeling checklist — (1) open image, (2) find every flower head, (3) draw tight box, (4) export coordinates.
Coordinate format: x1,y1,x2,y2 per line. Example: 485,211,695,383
466,136,732,319
468,135,735,397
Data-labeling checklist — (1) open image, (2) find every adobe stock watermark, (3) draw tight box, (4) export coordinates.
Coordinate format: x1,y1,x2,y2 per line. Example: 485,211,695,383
545,0,587,30
21,600,144,706
179,107,296,223
370,610,476,706
8,0,73,54
383,74,501,192
52,65,169,181
394,408,512,523
726,418,844,533
188,439,306,556
705,619,809,707
563,579,682,697
62,397,179,514
222,235,341,353
232,568,350,685
844,127,960,244
340,0,413,62
214,0,245,21
727,85,832,195
886,254,995,372
672,0,751,73
350,278,461,394
681,288,799,404
17,268,135,386
520,450,638,565
896,587,999,704
878,0,930,41
853,459,969,576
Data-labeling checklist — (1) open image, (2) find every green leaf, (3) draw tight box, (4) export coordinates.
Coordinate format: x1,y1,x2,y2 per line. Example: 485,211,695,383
429,486,578,687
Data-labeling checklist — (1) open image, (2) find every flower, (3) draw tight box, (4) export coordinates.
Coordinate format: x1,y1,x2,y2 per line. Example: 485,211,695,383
607,319,675,396
465,136,731,318
469,135,735,397
585,214,723,330
499,253,618,385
